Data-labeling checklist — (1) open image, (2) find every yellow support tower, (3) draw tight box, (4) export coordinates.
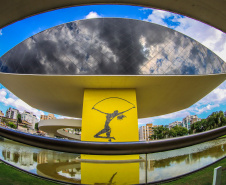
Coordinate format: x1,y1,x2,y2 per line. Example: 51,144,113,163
81,89,140,184
81,89,139,142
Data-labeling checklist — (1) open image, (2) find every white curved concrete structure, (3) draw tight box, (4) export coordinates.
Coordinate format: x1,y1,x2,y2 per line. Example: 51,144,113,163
1,73,225,118
39,119,81,140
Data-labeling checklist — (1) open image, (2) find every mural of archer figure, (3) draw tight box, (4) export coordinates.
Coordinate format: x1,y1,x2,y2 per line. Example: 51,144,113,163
92,97,135,142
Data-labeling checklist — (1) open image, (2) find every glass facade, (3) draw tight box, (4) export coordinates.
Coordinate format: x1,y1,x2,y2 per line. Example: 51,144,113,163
0,18,225,75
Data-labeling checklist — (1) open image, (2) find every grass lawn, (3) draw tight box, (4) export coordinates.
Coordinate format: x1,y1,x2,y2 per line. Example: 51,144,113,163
0,162,59,185
219,135,226,138
164,157,226,185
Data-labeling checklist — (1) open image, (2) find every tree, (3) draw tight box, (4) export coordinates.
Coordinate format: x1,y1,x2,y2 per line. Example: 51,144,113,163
152,110,226,139
17,113,22,129
35,122,39,131
190,110,226,134
169,128,177,137
7,122,17,129
193,120,205,133
188,129,193,134
206,111,225,130
169,125,188,137
151,126,169,140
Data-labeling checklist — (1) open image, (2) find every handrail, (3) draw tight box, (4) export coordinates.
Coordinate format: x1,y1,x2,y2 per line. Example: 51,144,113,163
0,126,225,155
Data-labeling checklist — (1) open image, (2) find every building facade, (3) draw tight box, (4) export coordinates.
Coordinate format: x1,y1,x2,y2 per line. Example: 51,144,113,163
40,114,56,120
169,121,182,129
0,110,4,117
21,111,38,129
139,123,157,141
6,107,19,120
182,115,201,130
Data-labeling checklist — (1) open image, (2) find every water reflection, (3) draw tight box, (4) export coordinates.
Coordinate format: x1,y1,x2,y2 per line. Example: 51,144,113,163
37,161,81,183
1,18,225,75
0,138,225,184
140,138,226,182
0,139,81,183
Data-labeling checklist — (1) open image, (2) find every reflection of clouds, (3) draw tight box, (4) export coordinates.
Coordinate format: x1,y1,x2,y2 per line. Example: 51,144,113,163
0,145,38,172
0,18,224,75
147,138,226,160
58,170,81,180
6,161,37,172
142,138,226,182
147,159,213,182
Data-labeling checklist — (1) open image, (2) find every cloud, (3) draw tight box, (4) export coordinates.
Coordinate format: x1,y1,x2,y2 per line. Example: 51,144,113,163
139,8,152,11
138,117,154,125
56,115,81,120
85,11,101,19
195,104,220,115
174,17,226,62
0,29,2,36
0,87,44,120
199,86,226,105
139,8,226,124
138,109,191,125
142,8,226,62
144,9,175,27
0,89,7,98
158,110,190,119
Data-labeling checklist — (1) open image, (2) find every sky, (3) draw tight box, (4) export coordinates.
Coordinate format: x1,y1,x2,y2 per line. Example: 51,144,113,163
0,5,225,126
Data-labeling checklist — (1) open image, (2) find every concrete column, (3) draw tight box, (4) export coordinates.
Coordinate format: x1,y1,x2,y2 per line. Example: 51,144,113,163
213,166,222,185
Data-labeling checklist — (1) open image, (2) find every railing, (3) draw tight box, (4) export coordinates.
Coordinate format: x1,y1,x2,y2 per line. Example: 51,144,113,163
0,127,225,184
0,126,225,155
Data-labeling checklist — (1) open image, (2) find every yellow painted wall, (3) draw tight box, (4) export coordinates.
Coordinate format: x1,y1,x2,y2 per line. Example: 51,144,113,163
81,161,139,185
81,89,139,184
81,89,139,142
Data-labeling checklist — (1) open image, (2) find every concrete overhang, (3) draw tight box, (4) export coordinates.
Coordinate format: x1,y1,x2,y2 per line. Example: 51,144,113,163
39,119,81,140
0,73,225,118
0,0,226,33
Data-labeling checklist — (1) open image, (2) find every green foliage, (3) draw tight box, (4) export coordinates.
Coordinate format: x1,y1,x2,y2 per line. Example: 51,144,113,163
191,110,226,134
17,114,22,123
150,110,226,140
0,163,59,185
164,157,226,185
151,126,169,140
188,129,193,135
6,122,17,129
16,113,22,129
151,125,188,140
169,125,188,137
35,122,39,130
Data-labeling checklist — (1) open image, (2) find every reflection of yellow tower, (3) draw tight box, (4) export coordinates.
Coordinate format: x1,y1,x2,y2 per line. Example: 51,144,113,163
81,89,139,184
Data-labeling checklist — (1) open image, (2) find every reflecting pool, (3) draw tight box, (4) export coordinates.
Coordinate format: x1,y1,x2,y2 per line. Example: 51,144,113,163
0,137,225,184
